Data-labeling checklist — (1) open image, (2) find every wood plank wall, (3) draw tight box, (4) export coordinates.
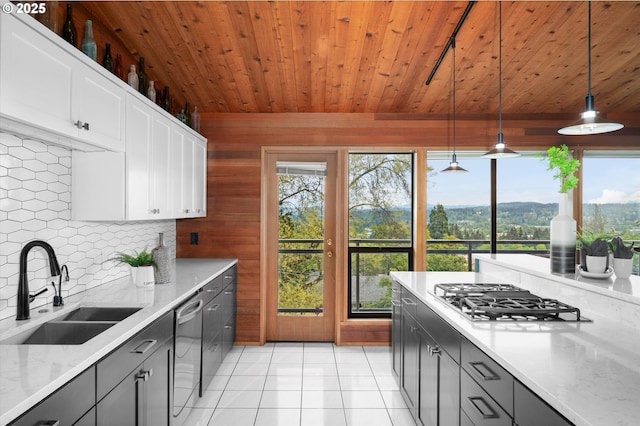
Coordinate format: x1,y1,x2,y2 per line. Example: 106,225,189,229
176,112,639,345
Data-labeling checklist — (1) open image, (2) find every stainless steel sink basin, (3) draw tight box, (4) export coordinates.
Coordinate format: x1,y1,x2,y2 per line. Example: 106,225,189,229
61,307,142,322
0,321,116,345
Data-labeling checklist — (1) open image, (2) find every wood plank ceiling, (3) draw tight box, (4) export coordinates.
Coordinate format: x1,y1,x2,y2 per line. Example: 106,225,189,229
83,1,640,117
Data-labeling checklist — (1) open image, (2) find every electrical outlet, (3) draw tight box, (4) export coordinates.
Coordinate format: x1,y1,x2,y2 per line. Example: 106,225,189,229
190,232,199,245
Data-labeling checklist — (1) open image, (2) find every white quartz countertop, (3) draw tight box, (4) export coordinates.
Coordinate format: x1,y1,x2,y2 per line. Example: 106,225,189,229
0,258,237,425
391,270,640,426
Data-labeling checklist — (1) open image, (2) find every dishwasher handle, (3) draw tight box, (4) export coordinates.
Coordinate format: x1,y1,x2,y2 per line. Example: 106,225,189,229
176,298,204,325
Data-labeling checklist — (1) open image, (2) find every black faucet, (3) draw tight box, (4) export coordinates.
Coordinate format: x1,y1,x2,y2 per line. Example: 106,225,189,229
17,240,61,320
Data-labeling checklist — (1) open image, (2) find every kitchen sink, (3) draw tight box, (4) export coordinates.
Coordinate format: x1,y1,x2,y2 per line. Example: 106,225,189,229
61,306,142,322
0,321,116,345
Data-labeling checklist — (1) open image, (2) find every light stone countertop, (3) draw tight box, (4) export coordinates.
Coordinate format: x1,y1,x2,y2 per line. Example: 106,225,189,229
391,268,640,426
0,258,237,425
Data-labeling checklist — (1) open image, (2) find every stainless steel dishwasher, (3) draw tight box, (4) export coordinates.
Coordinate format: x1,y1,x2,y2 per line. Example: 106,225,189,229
172,291,203,426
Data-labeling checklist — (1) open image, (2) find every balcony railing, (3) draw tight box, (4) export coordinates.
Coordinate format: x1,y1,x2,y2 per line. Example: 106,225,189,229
279,238,639,316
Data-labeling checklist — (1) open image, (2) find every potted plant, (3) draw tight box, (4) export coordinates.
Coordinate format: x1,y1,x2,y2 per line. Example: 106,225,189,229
541,144,580,274
111,248,157,287
580,237,609,273
576,228,615,269
609,237,635,278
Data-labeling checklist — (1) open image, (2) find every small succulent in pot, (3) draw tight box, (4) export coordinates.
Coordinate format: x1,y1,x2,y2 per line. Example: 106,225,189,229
609,237,635,259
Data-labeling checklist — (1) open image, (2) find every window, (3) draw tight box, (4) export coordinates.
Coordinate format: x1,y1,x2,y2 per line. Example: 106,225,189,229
348,153,413,318
426,153,490,271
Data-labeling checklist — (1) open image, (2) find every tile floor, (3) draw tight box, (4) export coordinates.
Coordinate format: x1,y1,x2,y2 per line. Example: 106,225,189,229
184,343,415,426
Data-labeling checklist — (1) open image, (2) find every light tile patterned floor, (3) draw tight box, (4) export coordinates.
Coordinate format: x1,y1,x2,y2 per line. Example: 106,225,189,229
185,343,415,426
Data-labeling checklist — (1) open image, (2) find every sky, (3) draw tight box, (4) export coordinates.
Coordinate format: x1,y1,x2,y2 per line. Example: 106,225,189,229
427,156,640,207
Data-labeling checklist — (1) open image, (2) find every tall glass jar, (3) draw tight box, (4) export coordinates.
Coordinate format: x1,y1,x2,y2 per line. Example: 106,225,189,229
137,57,148,96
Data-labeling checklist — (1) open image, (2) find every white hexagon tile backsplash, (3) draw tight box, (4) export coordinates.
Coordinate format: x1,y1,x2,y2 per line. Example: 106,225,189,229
0,132,176,321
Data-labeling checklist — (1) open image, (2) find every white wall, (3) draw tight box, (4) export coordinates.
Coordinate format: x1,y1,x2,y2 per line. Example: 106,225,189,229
0,132,176,321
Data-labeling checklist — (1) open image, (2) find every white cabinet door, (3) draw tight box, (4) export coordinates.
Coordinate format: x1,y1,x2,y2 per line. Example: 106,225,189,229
73,62,126,151
193,139,207,217
170,126,186,217
0,12,75,138
150,112,173,219
126,95,154,220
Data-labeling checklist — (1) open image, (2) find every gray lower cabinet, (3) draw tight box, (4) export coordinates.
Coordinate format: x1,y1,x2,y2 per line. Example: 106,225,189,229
514,381,573,426
393,283,461,426
96,311,173,426
9,366,96,426
392,281,573,426
201,265,237,394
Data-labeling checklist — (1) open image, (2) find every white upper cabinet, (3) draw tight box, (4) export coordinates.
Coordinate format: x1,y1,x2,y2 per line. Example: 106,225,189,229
0,11,124,151
72,95,207,221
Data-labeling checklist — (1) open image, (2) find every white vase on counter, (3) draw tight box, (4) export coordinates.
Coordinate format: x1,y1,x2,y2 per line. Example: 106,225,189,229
131,265,155,287
550,191,576,274
613,258,633,279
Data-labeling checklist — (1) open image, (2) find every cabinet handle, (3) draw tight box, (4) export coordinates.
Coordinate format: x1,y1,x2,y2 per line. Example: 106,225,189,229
391,300,401,307
224,275,233,280
208,304,221,311
429,346,441,356
74,120,89,130
468,396,499,419
177,299,204,325
401,297,416,306
184,209,190,213
135,368,153,382
131,339,157,354
469,361,500,381
224,291,233,295
206,287,220,293
35,422,60,426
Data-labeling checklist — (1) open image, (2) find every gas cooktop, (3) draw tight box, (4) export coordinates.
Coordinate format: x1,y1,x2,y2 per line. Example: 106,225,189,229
434,283,591,322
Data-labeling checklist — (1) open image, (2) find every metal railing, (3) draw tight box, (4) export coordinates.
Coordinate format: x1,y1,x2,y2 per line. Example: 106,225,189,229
279,238,640,316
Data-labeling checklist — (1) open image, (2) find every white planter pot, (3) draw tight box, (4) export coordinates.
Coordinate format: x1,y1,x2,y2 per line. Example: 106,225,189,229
585,255,608,274
613,258,633,279
131,265,155,287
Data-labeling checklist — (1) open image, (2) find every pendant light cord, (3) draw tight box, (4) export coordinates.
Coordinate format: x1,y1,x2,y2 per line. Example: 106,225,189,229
587,0,592,98
451,37,457,156
498,1,503,133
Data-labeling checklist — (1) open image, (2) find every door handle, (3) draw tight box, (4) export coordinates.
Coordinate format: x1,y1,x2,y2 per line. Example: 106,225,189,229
469,361,500,381
468,396,499,419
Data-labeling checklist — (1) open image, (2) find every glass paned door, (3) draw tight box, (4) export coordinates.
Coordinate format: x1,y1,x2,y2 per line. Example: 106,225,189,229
265,152,336,342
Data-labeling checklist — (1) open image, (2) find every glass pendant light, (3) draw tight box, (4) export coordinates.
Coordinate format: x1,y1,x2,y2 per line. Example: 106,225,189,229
442,38,468,173
558,0,623,135
483,2,520,159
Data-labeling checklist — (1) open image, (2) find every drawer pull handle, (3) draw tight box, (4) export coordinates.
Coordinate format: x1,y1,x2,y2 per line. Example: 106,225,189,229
429,345,441,356
35,422,60,426
469,361,500,381
468,396,499,419
208,304,221,311
132,339,157,354
135,368,153,382
391,300,401,307
401,297,416,306
224,275,233,279
207,287,220,293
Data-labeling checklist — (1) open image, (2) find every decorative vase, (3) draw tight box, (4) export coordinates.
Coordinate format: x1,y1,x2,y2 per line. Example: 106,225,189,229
586,255,608,274
550,192,576,274
152,232,171,284
613,258,633,279
132,265,155,287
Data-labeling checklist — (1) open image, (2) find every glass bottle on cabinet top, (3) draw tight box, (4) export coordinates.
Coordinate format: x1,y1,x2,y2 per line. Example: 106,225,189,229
191,106,200,132
147,81,156,102
102,43,114,73
114,53,123,80
137,57,148,96
61,3,77,48
81,20,97,61
163,86,170,111
128,64,139,91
